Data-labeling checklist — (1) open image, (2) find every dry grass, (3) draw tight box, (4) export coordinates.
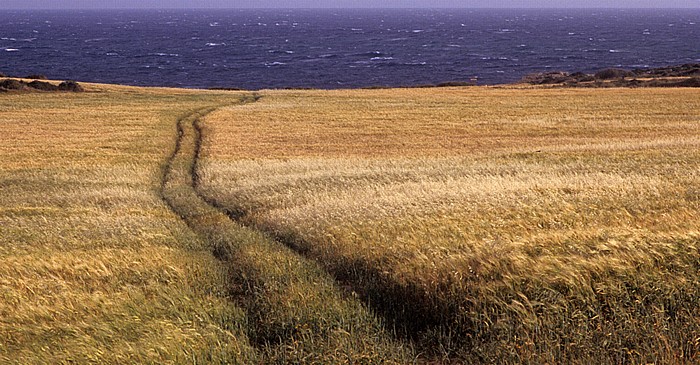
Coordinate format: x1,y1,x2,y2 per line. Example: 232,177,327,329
163,103,411,363
3,81,698,363
0,84,259,363
198,86,700,363
1,83,412,364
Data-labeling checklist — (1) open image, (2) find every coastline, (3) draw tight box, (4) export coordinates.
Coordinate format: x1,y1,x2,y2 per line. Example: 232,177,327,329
3,63,699,92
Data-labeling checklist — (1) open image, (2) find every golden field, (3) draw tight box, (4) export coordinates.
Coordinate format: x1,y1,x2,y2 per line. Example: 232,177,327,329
1,81,699,364
0,82,409,364
197,87,700,363
0,83,260,363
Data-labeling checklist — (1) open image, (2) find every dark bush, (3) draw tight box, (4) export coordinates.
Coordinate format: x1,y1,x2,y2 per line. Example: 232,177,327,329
520,72,567,84
25,74,47,80
570,72,596,82
27,80,59,91
648,77,700,88
677,77,700,87
594,68,634,80
676,64,700,77
0,79,27,90
58,80,84,92
634,64,700,78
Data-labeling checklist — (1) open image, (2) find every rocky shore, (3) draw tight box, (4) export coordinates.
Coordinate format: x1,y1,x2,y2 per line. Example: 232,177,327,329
0,76,84,93
520,63,700,87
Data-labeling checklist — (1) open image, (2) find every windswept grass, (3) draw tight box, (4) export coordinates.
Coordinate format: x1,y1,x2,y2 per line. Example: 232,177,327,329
0,84,258,363
198,87,700,363
1,83,412,364
3,81,698,363
163,100,411,363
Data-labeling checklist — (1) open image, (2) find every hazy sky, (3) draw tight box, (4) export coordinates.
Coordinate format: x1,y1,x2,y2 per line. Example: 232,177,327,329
3,0,699,9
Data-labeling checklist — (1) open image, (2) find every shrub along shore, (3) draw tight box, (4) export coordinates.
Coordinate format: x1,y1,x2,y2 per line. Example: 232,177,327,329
519,63,700,87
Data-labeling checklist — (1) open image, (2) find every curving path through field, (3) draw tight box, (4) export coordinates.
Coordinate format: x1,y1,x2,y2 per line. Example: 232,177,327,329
160,94,410,363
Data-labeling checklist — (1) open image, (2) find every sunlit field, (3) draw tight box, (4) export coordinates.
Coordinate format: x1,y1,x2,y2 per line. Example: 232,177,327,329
2,81,698,364
0,83,265,363
0,82,411,364
198,87,700,363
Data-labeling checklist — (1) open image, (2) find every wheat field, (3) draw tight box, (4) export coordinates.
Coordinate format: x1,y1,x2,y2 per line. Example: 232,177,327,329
0,84,262,363
198,86,700,363
2,82,699,364
0,82,412,364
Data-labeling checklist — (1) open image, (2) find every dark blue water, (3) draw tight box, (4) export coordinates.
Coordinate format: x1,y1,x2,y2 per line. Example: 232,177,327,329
1,9,698,89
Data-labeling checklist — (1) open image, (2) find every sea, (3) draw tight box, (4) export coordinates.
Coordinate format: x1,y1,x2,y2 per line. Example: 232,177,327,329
1,9,698,89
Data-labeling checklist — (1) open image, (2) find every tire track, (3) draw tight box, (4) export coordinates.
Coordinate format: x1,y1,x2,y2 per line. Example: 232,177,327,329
161,94,410,363
192,109,457,350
